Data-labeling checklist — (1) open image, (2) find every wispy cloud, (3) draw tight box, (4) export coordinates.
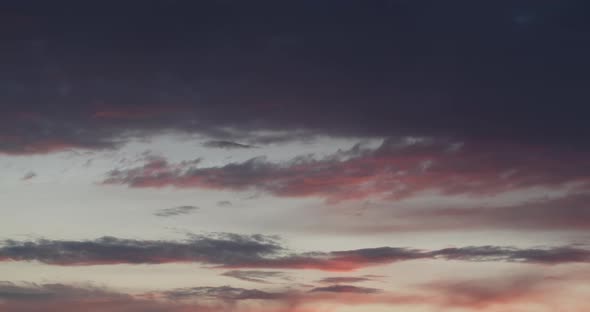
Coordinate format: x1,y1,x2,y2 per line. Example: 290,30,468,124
316,276,375,284
221,270,290,284
21,172,36,181
3,271,587,312
0,233,281,266
2,235,589,270
309,285,380,294
202,141,256,149
102,139,590,202
154,205,199,217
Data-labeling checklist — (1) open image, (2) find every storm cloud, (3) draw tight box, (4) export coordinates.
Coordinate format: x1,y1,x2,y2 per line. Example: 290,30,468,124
1,2,589,156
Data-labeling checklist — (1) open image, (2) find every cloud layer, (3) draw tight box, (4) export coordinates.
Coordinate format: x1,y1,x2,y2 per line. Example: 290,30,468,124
2,2,589,155
154,205,199,217
103,139,590,202
2,234,589,270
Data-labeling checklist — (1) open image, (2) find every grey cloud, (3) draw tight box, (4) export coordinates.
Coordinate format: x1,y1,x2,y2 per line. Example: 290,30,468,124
21,172,36,181
154,205,199,217
221,270,289,284
433,246,590,264
163,286,287,301
0,233,282,266
309,285,381,294
2,2,590,158
0,282,212,312
399,193,590,231
217,201,232,207
1,234,589,269
0,282,121,301
202,141,256,149
316,277,374,284
102,138,590,203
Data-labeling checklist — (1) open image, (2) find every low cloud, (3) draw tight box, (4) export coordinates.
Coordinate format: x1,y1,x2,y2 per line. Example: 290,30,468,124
163,285,287,301
1,234,589,270
397,192,590,231
2,270,588,312
21,172,36,181
222,270,290,284
102,139,590,203
154,205,199,217
217,201,233,207
0,233,282,266
309,285,381,294
202,141,256,149
316,276,375,284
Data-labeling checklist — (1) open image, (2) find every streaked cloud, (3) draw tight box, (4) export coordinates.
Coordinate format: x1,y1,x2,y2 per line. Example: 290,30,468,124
2,234,589,270
221,270,290,284
316,276,374,284
21,172,36,181
309,285,380,294
202,141,256,149
102,139,590,202
154,205,199,217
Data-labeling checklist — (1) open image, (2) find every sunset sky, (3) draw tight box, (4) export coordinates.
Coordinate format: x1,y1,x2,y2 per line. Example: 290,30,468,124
2,1,590,311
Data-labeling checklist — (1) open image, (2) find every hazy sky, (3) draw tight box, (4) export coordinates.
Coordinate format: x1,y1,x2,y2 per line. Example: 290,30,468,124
1,1,590,311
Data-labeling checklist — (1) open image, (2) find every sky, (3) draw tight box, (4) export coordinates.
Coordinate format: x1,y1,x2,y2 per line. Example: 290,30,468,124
1,1,590,311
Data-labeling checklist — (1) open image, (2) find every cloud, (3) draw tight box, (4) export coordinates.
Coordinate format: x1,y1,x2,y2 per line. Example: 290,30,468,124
1,2,590,158
154,205,199,217
21,172,36,181
401,192,590,231
221,270,290,284
1,234,589,270
432,246,590,264
0,282,218,312
102,139,590,202
202,141,256,149
0,281,421,312
217,201,232,207
335,192,590,234
0,281,116,301
0,233,282,266
418,273,562,309
309,285,380,294
2,270,589,312
316,277,374,284
0,281,423,311
163,286,287,301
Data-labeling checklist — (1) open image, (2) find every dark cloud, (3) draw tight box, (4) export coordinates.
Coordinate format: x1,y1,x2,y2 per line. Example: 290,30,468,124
230,245,590,271
432,246,590,264
221,270,289,284
0,282,215,312
1,2,589,154
0,233,282,266
1,272,587,311
1,233,589,270
21,172,36,181
0,282,116,301
309,285,381,294
316,277,374,284
102,138,590,202
202,141,256,149
163,286,287,301
217,200,233,207
0,281,423,311
154,205,199,217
